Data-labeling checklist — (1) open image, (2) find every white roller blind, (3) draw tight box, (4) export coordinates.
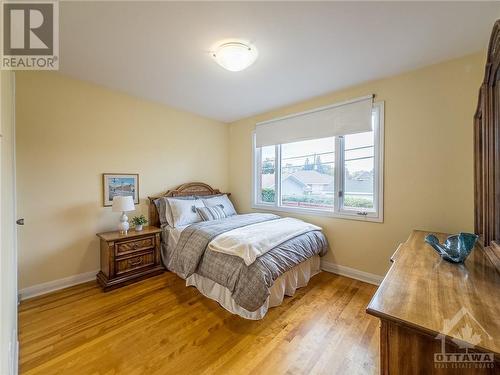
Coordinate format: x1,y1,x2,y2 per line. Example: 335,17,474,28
255,95,374,147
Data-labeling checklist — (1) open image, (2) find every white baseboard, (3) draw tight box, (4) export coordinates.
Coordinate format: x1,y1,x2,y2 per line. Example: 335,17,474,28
18,262,383,300
19,270,98,301
321,260,384,286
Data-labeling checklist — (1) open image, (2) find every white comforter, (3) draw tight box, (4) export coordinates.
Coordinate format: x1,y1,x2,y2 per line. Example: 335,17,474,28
207,218,321,265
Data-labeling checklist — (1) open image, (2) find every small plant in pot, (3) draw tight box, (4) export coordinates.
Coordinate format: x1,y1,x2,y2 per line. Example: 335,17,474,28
131,215,147,231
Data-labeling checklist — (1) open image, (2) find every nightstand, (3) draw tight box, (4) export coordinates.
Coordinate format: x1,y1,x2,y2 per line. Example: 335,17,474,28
96,226,164,291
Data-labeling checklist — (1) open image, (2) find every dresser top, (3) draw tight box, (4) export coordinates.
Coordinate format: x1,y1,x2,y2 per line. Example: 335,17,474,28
367,230,500,355
96,226,161,242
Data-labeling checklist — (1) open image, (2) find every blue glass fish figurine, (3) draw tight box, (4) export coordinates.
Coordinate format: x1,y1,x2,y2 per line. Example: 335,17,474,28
424,233,478,263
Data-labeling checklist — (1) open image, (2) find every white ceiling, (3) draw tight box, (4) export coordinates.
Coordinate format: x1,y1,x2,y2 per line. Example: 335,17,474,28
59,2,500,123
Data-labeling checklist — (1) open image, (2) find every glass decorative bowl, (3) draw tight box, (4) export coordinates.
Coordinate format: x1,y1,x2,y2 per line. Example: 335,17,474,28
424,232,478,263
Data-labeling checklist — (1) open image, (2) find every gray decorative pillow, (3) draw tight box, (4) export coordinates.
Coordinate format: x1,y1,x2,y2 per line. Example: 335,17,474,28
202,194,237,216
196,205,227,221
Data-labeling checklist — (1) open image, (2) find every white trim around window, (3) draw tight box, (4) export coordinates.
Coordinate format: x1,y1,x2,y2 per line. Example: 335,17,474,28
252,101,384,223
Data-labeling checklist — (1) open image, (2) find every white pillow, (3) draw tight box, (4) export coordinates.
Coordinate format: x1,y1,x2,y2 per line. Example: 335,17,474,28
155,196,196,227
202,194,237,216
167,198,205,227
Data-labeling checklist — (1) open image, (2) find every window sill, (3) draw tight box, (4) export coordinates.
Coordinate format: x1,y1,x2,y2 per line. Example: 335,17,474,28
251,203,383,223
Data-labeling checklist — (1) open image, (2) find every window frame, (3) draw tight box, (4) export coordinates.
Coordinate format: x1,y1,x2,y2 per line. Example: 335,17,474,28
252,101,384,223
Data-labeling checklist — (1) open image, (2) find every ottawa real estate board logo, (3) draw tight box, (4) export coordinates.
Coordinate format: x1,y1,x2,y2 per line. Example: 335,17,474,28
434,307,494,370
1,1,59,70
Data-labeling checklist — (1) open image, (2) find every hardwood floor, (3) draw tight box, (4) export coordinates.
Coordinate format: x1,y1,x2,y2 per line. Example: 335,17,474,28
19,271,379,375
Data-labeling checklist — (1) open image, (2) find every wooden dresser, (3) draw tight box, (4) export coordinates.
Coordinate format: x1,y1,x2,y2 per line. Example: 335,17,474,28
367,230,500,374
96,226,164,291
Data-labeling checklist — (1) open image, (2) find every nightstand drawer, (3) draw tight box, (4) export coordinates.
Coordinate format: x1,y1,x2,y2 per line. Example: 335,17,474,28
115,237,155,256
115,251,155,275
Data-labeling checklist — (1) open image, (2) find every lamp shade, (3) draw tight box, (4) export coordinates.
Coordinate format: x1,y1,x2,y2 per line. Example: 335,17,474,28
112,196,135,212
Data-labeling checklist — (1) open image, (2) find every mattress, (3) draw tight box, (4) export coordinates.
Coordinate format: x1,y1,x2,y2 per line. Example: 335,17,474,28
160,217,325,319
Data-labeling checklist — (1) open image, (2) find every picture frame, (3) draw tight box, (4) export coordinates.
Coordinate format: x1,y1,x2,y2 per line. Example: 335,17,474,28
103,173,139,207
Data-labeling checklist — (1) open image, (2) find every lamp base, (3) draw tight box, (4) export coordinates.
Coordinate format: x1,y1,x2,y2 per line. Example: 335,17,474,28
119,212,130,234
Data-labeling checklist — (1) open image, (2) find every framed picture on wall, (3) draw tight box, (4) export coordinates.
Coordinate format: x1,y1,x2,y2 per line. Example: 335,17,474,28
103,173,139,207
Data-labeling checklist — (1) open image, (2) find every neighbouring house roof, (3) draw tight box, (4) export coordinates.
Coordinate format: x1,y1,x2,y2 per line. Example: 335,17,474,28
261,170,332,189
261,174,276,189
261,169,374,194
287,170,332,185
352,170,372,181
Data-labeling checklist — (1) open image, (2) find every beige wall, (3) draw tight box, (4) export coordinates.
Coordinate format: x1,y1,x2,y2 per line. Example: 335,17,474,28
228,52,485,277
16,51,485,288
16,72,228,289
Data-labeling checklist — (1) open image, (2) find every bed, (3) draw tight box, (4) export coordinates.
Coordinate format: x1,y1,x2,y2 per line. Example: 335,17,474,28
148,182,329,320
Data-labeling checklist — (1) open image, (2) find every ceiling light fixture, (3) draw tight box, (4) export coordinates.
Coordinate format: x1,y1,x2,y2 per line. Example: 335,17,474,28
211,41,258,72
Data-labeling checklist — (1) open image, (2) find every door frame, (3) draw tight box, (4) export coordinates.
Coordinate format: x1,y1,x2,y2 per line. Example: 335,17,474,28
1,71,18,375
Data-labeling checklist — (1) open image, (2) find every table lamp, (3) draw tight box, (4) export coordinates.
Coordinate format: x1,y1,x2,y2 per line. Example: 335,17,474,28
112,196,135,234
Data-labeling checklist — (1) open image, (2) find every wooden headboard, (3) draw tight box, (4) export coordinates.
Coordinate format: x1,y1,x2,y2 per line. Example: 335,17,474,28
474,19,500,272
147,182,229,228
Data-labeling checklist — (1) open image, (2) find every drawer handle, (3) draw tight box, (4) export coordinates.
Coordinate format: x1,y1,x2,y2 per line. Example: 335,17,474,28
128,258,143,266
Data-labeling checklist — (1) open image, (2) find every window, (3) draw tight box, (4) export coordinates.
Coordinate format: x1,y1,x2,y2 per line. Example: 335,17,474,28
258,145,276,204
253,102,384,221
281,137,335,210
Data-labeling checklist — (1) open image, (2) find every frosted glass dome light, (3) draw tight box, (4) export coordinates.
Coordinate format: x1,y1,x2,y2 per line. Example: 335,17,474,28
211,41,258,72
